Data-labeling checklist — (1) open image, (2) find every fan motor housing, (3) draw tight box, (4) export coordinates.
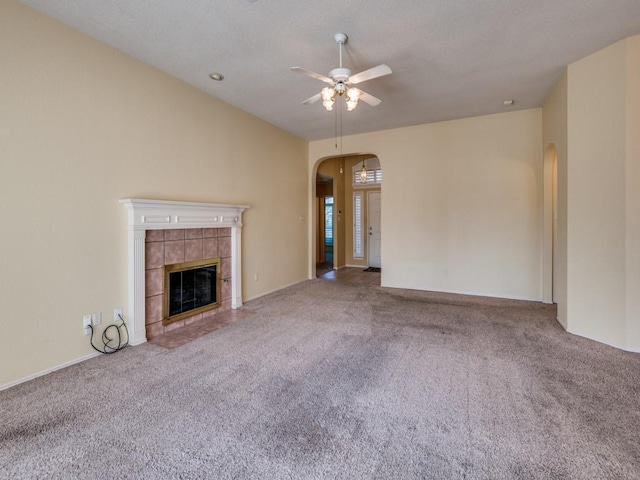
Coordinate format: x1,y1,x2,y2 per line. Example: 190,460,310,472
330,68,351,82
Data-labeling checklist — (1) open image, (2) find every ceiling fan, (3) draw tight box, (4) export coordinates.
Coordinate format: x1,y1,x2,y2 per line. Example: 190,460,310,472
291,33,392,112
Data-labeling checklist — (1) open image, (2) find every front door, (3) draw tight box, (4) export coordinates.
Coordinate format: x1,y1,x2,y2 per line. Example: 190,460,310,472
368,191,381,268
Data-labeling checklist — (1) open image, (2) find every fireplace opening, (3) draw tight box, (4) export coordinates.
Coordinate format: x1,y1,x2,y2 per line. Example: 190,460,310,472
164,258,220,325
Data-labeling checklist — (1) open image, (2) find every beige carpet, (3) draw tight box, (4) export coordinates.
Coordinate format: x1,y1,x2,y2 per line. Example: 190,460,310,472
1,280,639,479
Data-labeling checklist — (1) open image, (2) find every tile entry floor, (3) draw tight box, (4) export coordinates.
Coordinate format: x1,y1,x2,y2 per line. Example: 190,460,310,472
317,266,381,286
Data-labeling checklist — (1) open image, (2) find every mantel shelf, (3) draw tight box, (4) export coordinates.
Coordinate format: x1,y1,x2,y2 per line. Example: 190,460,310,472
120,198,249,230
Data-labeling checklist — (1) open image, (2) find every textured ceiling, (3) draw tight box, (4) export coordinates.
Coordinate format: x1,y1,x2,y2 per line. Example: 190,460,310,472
20,0,640,141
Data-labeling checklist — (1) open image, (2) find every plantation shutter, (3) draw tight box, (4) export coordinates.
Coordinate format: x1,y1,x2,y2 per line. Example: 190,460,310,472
353,192,363,259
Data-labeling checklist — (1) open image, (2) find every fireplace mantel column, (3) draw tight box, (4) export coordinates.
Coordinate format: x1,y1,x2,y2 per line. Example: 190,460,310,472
231,226,242,308
120,199,249,345
129,229,147,344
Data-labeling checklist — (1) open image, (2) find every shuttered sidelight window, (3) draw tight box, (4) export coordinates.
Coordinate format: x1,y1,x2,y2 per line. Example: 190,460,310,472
353,192,364,259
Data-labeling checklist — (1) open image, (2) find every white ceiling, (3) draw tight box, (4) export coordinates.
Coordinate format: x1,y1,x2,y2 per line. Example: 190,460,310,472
21,0,640,141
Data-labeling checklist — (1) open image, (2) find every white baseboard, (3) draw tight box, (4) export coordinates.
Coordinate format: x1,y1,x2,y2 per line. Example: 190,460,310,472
379,283,541,303
1,351,102,392
243,278,308,303
566,328,640,353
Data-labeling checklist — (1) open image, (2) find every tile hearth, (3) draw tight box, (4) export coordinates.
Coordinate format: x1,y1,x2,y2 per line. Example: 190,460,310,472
149,309,253,349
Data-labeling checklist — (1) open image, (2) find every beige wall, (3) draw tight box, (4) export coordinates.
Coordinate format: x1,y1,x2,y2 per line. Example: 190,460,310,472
0,2,308,387
542,72,568,327
626,36,640,349
310,109,544,301
565,37,639,351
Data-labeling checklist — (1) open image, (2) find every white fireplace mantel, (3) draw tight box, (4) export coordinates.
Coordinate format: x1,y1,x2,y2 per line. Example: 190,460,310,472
120,199,249,345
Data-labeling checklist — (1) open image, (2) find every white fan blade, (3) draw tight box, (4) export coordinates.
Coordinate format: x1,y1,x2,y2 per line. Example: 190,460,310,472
302,93,322,105
348,64,392,85
291,67,334,85
359,90,382,107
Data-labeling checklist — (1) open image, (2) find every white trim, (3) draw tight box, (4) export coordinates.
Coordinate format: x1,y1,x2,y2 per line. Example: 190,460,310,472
379,284,541,302
345,264,367,268
367,190,382,269
564,328,640,353
243,278,308,302
120,198,249,230
120,199,249,345
1,351,102,391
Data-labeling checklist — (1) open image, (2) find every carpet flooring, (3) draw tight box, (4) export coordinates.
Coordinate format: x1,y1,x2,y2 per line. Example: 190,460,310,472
1,280,639,479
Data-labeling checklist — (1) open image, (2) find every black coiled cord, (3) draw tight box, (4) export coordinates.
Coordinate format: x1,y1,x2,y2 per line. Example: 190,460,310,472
88,314,129,354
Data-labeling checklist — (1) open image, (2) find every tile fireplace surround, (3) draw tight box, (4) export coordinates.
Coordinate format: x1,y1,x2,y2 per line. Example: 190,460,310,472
145,227,230,340
120,199,249,345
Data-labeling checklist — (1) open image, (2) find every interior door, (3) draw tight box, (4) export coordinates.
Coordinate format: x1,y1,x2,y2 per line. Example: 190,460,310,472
368,191,381,268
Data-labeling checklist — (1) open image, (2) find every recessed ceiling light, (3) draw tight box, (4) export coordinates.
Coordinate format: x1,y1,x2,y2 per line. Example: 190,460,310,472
503,99,514,106
209,73,224,81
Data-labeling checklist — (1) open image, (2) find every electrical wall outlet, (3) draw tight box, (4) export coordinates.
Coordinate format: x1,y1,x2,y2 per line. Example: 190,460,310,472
114,307,123,322
254,273,259,282
92,312,102,326
83,315,92,335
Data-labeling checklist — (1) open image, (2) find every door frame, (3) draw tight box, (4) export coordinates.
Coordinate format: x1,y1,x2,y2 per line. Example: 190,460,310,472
367,190,382,268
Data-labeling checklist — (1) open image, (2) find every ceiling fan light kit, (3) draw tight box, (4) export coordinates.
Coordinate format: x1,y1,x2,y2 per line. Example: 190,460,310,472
321,86,335,111
291,33,392,112
346,88,360,111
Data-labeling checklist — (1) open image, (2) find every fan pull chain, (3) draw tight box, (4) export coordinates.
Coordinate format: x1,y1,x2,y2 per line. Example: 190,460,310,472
334,104,338,151
339,101,343,156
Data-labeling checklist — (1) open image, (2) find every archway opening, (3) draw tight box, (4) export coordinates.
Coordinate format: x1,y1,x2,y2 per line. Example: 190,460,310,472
312,154,382,283
543,144,558,304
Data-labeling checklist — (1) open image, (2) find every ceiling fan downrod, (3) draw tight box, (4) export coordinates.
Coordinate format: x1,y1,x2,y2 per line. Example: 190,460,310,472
330,33,350,84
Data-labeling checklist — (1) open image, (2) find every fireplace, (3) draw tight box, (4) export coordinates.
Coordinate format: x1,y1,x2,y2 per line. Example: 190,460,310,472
143,227,232,338
121,199,249,345
165,258,220,325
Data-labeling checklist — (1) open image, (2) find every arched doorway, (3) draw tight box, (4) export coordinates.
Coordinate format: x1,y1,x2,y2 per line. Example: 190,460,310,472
312,154,382,281
543,144,558,304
